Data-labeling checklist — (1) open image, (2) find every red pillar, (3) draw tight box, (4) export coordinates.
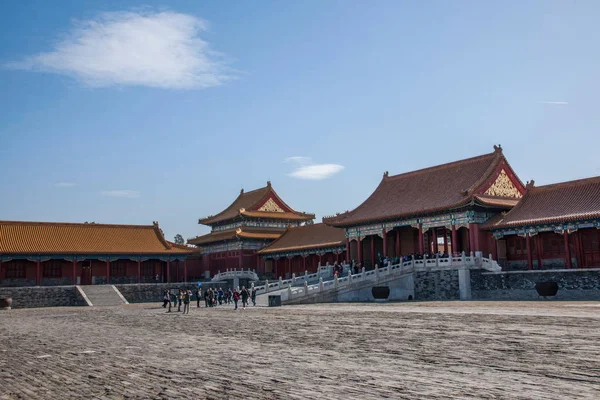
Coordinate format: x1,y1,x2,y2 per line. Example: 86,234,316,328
451,225,458,254
357,239,363,265
395,229,401,257
137,260,141,283
239,249,243,269
472,224,480,252
303,255,307,272
443,230,448,254
526,235,533,270
72,260,77,285
563,231,572,269
105,260,110,284
535,235,543,269
184,259,188,282
166,260,171,283
432,228,438,253
466,224,473,253
274,258,279,278
318,254,322,266
418,224,424,254
370,236,376,266
382,230,388,257
345,238,350,262
36,259,41,286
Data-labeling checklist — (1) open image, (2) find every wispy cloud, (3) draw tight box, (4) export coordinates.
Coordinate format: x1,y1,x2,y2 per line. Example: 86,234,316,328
100,190,140,198
6,10,231,89
54,182,76,188
285,156,344,180
284,156,312,165
539,101,568,105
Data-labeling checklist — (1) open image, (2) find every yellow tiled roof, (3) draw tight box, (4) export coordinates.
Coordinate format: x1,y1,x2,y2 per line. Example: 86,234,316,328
0,221,195,255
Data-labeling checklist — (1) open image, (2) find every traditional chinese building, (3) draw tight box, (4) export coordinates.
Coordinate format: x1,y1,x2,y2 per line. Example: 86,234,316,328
188,181,315,275
484,177,600,270
323,146,524,267
0,221,196,287
258,223,346,278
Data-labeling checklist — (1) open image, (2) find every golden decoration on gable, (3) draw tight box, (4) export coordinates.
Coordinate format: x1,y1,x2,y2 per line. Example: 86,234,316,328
484,169,522,198
258,198,285,213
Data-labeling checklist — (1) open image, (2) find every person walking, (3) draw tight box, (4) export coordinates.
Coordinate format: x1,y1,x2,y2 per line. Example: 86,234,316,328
182,290,190,314
177,289,183,312
251,287,257,307
195,287,202,308
163,290,170,310
217,287,224,305
233,288,240,310
240,286,249,309
165,289,172,313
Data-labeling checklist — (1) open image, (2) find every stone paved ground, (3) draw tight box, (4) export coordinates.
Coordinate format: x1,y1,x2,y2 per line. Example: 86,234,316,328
1,301,600,399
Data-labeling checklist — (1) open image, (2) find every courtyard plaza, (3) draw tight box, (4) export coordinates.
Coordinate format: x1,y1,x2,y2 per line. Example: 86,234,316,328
1,302,600,399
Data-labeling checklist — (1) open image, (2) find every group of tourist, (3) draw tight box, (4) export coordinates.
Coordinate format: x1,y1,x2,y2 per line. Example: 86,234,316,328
162,289,192,314
162,286,257,312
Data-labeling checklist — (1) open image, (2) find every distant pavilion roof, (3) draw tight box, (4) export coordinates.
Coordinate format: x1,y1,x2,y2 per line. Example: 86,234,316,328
324,146,524,227
187,227,284,246
259,223,346,255
483,176,600,229
199,181,314,226
0,221,195,255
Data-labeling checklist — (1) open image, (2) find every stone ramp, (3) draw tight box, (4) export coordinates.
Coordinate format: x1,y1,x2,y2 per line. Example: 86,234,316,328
255,288,288,306
78,285,128,306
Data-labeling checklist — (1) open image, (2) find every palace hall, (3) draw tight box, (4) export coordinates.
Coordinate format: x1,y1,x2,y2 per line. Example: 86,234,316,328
187,181,315,277
323,145,523,267
0,221,196,287
1,145,599,287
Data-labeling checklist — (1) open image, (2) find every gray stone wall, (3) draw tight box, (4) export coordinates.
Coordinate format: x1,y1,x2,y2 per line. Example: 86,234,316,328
471,269,600,300
0,279,36,287
413,270,460,301
41,278,72,286
0,286,87,309
115,282,230,304
505,257,579,270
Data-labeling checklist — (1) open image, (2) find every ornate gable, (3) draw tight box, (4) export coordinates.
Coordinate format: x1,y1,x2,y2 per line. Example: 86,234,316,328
484,169,522,198
258,198,285,213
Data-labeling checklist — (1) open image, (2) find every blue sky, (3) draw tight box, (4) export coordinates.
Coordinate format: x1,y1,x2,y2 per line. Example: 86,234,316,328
1,1,599,241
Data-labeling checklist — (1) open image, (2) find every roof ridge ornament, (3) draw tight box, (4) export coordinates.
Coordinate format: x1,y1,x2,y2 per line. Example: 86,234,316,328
267,180,271,187
383,171,389,178
493,144,502,153
526,180,535,189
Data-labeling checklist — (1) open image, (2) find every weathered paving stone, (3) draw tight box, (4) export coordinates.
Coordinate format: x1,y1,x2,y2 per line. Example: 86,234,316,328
1,302,600,399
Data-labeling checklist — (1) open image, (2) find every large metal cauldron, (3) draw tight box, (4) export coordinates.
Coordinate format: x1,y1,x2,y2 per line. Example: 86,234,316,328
0,297,12,310
535,282,559,297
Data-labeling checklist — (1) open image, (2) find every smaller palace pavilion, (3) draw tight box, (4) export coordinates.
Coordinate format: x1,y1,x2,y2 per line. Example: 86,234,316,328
0,221,195,287
258,223,346,278
485,177,600,270
188,182,315,275
324,146,525,267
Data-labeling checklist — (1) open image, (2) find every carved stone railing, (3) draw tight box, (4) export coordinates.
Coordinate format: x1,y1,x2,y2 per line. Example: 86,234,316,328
211,268,259,282
252,263,349,295
264,252,501,304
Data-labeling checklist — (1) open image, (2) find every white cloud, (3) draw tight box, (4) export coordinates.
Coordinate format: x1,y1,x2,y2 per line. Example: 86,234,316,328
284,156,312,165
100,190,140,198
285,156,344,180
539,101,568,105
7,10,231,89
54,182,76,187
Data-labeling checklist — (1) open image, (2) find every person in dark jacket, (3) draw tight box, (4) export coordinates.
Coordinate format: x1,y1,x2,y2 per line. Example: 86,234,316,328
233,289,240,310
251,287,257,306
240,286,249,309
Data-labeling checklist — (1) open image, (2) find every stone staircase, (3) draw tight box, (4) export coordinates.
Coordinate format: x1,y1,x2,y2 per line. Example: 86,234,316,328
78,285,129,306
